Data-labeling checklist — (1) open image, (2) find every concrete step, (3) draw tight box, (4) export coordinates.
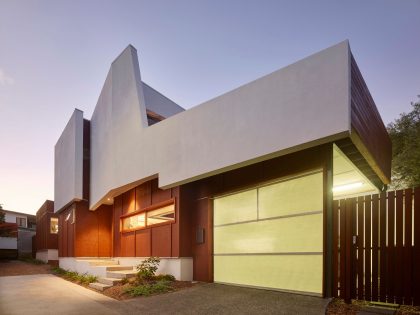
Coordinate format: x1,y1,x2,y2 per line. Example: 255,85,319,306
89,282,112,291
97,277,122,286
88,261,120,266
105,265,134,271
107,270,137,279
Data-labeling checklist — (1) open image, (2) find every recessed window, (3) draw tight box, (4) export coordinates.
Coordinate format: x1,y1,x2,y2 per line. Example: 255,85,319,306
122,213,145,231
146,204,175,226
50,218,59,234
121,203,175,232
16,217,27,228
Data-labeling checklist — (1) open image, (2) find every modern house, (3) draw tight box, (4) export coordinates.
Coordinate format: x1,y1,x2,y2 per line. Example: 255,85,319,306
34,200,58,264
54,40,391,297
0,209,36,258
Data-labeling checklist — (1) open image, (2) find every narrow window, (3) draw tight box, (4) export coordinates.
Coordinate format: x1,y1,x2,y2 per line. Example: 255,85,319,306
50,218,59,234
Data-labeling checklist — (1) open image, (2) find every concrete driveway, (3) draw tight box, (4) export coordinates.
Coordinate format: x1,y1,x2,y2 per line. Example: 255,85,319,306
0,274,330,315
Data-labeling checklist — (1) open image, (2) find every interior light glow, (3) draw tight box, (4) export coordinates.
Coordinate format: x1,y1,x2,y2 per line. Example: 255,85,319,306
333,182,363,192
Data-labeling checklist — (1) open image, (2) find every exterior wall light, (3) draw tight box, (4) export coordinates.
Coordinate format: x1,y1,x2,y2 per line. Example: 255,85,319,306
332,182,363,192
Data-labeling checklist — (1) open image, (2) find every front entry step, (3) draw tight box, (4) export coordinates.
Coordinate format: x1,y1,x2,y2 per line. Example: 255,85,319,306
98,277,122,286
89,282,112,291
85,260,136,291
106,270,137,279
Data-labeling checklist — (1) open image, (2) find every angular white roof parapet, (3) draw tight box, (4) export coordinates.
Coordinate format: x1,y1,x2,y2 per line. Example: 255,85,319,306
54,109,84,212
89,41,351,210
142,82,185,118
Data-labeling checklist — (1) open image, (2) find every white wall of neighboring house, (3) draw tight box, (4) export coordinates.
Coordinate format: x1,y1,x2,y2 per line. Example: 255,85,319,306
4,212,27,228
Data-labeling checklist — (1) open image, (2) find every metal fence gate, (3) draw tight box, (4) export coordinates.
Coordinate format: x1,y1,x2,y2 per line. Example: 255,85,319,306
333,187,420,305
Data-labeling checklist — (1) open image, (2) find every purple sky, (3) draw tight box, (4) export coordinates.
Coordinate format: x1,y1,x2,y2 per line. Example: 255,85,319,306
0,0,419,214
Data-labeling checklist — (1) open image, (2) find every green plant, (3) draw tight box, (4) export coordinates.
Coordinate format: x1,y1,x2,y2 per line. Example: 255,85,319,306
154,274,175,282
120,277,129,285
124,280,172,297
51,266,66,275
136,257,160,280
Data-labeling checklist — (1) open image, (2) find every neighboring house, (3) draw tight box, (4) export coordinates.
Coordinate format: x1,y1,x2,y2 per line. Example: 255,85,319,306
54,40,391,297
34,200,58,264
0,222,18,259
0,209,36,258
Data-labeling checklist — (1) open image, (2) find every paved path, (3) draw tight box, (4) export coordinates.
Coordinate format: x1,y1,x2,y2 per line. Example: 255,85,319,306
0,274,330,315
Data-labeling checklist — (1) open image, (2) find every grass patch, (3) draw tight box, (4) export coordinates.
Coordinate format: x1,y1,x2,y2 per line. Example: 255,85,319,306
124,280,173,297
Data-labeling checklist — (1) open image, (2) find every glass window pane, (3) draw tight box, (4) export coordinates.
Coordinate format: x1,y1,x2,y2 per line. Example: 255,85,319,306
146,204,175,226
50,218,59,234
122,213,145,231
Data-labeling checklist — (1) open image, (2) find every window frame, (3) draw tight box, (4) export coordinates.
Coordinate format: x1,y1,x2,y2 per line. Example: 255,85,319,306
50,217,59,234
120,198,176,233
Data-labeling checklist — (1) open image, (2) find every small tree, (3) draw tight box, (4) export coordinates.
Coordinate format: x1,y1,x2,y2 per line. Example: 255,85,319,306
0,204,5,224
387,97,420,189
136,257,160,280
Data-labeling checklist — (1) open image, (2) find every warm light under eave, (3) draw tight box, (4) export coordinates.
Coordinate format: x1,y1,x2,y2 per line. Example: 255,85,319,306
332,182,363,193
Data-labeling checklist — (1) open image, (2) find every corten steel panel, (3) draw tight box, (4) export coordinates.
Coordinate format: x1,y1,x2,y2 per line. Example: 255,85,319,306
35,200,57,251
121,231,136,256
350,56,391,183
122,190,136,215
151,179,172,204
178,186,193,257
135,182,152,210
75,202,99,257
135,229,151,257
97,205,112,257
151,224,172,257
113,196,122,256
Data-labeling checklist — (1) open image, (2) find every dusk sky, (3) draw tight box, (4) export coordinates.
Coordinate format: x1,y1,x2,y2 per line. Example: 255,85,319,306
0,0,419,214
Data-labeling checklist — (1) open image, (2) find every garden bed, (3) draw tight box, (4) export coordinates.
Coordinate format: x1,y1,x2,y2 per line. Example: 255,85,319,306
326,298,420,315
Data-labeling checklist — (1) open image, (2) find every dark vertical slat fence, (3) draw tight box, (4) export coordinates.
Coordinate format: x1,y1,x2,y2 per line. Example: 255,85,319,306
357,196,364,300
414,188,420,305
333,187,418,306
379,191,387,302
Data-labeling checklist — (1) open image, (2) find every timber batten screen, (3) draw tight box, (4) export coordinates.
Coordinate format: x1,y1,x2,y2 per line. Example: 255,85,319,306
213,171,323,295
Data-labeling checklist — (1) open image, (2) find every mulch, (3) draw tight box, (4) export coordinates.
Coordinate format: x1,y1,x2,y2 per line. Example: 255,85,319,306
0,260,52,277
326,298,420,315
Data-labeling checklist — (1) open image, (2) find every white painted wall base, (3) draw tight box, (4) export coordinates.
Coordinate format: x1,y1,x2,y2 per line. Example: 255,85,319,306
115,257,193,281
59,257,193,281
36,249,58,263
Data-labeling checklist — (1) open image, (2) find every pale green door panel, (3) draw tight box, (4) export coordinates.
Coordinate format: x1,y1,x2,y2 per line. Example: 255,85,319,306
214,255,323,294
213,171,323,295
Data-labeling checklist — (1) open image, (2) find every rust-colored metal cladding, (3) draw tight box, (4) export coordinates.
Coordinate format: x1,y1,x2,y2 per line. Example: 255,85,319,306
112,178,182,259
350,55,392,185
35,200,58,251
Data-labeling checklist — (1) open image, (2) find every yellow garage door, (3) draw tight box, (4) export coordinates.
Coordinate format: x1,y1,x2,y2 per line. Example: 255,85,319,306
213,171,323,295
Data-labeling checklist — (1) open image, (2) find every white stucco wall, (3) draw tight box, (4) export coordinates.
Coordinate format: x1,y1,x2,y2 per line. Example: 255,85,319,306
54,109,84,212
88,41,351,209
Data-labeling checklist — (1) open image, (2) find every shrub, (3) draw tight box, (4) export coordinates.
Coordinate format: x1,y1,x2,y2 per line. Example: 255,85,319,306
20,257,45,265
136,257,160,280
124,280,172,297
154,274,175,282
51,266,66,275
